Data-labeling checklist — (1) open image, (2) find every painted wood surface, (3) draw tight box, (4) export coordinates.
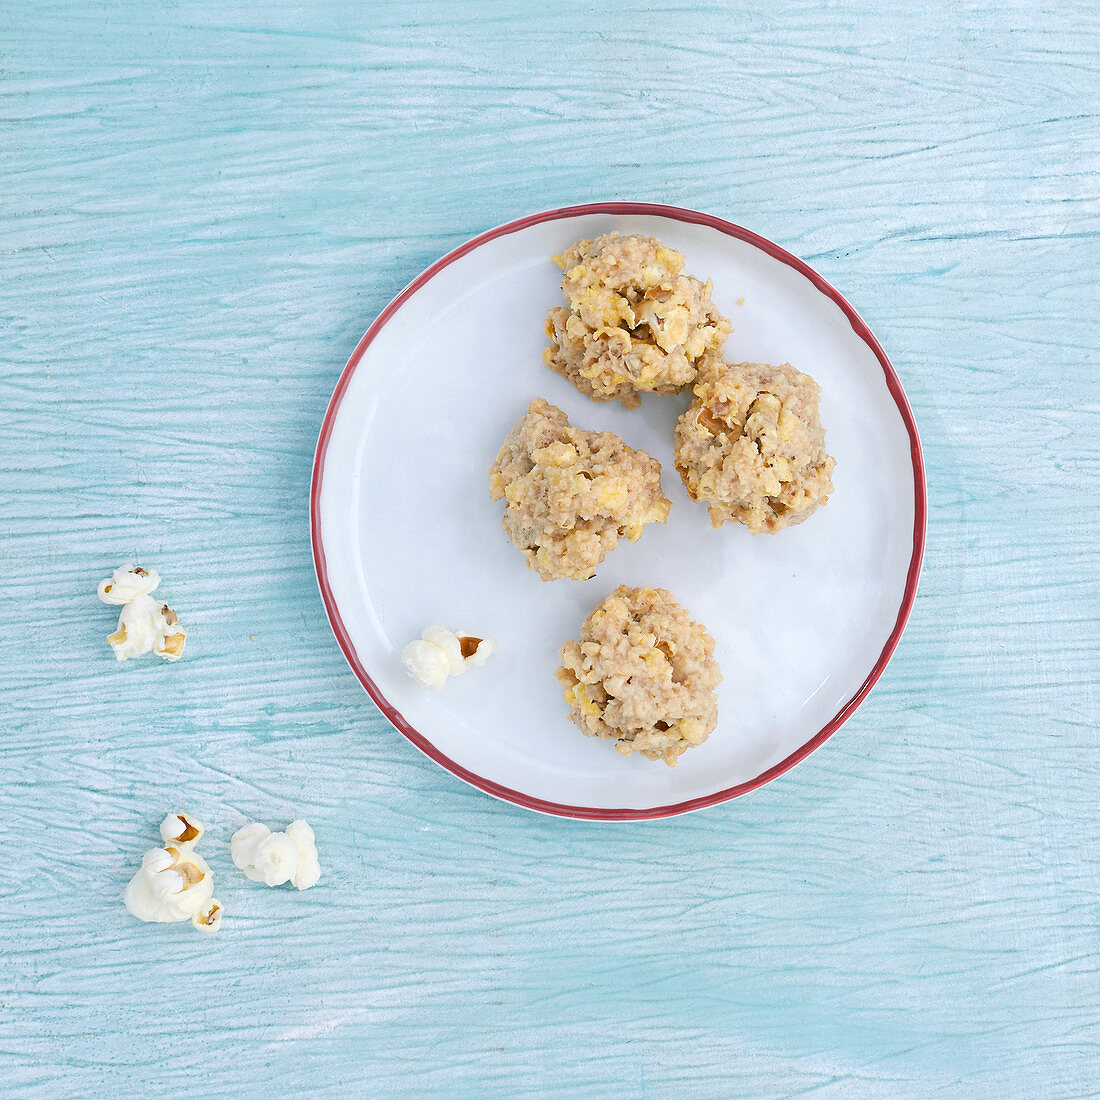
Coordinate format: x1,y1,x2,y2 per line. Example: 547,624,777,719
2,1,1097,1095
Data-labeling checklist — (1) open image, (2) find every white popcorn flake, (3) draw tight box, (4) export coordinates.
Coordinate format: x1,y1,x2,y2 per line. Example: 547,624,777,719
231,819,321,891
192,897,223,933
125,846,214,924
401,626,497,691
159,812,204,846
99,563,186,662
285,821,321,891
401,639,451,691
124,814,220,932
98,565,160,605
106,594,186,661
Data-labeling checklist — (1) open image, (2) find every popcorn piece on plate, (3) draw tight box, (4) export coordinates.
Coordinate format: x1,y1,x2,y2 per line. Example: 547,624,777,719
231,820,321,891
401,626,497,691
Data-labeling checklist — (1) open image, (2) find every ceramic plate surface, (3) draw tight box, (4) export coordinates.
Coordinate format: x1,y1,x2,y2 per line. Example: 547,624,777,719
312,203,925,820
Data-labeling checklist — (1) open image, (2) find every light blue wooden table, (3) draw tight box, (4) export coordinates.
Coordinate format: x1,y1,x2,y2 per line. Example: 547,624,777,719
3,1,1097,1096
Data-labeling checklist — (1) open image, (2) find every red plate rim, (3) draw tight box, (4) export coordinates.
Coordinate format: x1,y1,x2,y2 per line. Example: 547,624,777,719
310,201,927,821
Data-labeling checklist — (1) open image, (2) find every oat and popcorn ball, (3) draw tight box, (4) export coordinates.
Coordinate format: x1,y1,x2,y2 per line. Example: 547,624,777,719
488,398,671,582
556,585,722,766
674,355,836,533
544,232,731,407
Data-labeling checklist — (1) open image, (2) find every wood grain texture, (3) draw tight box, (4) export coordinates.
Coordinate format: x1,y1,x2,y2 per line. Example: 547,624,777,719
2,0,1098,1095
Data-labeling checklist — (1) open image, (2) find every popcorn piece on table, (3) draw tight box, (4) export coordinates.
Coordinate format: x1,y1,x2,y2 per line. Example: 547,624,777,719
98,563,186,661
106,594,186,661
231,820,321,891
124,814,222,932
401,626,497,691
98,565,161,605
192,897,223,932
160,812,204,845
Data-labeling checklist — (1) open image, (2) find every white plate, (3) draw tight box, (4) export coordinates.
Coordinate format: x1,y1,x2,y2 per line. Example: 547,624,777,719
312,203,925,820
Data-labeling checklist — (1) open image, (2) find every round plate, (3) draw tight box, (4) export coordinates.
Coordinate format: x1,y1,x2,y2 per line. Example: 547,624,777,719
311,203,925,820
